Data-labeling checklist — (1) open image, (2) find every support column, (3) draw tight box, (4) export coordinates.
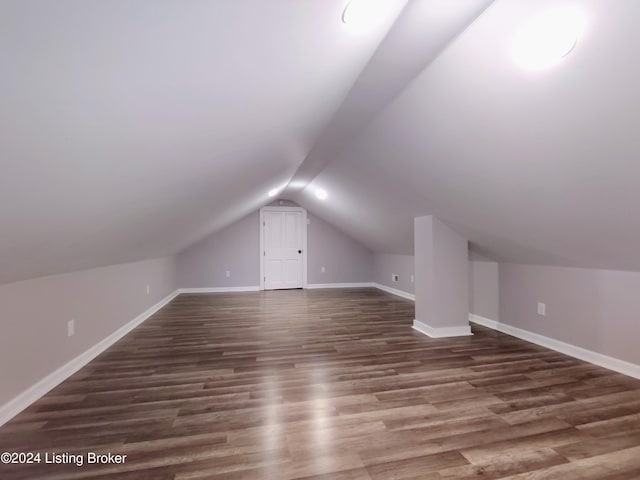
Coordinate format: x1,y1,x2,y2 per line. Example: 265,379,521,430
413,215,472,338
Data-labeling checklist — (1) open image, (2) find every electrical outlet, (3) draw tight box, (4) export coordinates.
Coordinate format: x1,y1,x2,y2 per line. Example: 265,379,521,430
146,284,150,295
321,266,326,273
67,319,75,337
225,270,231,278
410,275,414,283
392,274,399,282
537,302,546,317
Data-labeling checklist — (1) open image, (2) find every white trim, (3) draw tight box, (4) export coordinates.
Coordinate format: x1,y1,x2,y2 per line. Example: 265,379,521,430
372,282,415,301
412,319,473,338
0,289,181,427
468,313,499,329
259,208,264,289
179,286,260,294
259,206,308,290
302,209,308,289
306,282,373,289
305,283,416,301
468,314,640,380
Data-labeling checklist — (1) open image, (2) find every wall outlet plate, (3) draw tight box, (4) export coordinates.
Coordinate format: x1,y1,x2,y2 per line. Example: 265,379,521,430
67,319,75,337
537,302,546,317
225,270,231,278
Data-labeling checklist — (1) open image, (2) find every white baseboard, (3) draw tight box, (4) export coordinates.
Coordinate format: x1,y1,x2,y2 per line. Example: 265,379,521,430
372,283,415,301
412,319,473,338
468,314,640,380
306,282,373,289
0,289,181,427
179,286,260,293
468,313,499,329
181,284,406,295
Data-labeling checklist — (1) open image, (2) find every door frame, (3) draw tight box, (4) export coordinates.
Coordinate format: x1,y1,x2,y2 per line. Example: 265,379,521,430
259,206,308,291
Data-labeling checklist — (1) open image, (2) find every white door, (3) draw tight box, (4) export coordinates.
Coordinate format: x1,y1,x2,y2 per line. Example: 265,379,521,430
263,210,304,290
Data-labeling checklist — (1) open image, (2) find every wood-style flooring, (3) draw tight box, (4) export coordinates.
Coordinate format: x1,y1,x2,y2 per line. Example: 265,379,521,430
1,288,640,479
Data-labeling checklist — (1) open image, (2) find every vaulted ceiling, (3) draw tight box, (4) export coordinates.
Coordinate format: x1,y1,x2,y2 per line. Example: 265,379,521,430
2,0,639,284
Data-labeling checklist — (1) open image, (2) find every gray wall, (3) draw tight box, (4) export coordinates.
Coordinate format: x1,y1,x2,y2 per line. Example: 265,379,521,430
176,207,373,288
469,260,500,321
413,216,433,324
307,213,373,284
374,253,414,294
500,263,640,365
414,216,469,329
373,253,500,321
177,211,260,288
0,257,177,407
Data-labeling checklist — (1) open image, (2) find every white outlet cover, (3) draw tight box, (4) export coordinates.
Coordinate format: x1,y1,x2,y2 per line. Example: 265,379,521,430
226,270,231,277
537,302,546,316
321,266,326,273
410,275,414,283
67,319,75,337
146,284,150,295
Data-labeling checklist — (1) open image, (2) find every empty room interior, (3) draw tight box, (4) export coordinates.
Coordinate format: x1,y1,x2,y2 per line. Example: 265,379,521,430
2,0,640,478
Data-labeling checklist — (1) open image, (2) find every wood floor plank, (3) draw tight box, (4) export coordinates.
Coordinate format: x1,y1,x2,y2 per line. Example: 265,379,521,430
439,448,568,480
1,288,640,479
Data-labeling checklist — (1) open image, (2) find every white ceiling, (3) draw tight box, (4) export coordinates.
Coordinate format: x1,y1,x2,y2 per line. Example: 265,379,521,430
294,0,640,271
2,0,640,284
0,0,404,283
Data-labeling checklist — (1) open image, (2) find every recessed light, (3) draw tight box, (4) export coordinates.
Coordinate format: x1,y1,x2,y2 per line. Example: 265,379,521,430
513,6,586,70
268,188,279,197
342,0,393,30
342,1,357,24
315,188,328,200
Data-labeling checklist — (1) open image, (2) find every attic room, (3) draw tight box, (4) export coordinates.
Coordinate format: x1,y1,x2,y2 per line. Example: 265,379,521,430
1,0,640,478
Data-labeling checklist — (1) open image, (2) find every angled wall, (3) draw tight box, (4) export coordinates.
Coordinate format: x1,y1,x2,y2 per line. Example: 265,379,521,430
499,263,640,366
0,257,178,417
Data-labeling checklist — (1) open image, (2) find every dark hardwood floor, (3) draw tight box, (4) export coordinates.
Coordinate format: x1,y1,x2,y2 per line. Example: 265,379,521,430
1,288,640,479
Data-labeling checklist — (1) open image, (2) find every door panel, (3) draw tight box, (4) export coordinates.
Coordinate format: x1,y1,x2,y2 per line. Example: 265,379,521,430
267,213,283,248
264,210,303,290
267,259,283,284
284,213,297,247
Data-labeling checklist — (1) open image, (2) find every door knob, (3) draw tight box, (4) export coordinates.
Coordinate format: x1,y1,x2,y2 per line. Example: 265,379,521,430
298,250,302,254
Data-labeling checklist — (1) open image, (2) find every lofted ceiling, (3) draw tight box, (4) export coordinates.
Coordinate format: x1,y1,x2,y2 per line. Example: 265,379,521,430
293,0,640,271
0,0,405,283
2,0,639,284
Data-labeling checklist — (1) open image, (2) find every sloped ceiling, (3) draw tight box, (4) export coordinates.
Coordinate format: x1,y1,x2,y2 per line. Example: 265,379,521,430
3,0,639,284
0,0,406,283
293,0,640,271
